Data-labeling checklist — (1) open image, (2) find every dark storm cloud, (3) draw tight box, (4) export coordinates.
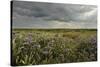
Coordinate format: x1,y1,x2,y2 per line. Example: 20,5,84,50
12,1,97,29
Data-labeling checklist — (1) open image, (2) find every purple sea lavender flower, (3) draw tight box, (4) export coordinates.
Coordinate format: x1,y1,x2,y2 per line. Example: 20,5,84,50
89,35,97,45
23,35,33,45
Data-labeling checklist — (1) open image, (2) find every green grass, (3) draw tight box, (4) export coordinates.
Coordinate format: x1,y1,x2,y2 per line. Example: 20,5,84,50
11,29,97,66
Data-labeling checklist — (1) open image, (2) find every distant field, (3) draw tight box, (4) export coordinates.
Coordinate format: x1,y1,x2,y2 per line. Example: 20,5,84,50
11,29,97,66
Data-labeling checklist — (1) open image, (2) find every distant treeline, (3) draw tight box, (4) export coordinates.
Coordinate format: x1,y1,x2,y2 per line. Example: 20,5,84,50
13,28,97,32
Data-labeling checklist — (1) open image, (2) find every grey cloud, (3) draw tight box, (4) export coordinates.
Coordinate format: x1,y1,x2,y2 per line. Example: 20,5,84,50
12,1,97,29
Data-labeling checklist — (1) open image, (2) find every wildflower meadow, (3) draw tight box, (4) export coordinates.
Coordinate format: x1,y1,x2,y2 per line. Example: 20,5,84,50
11,29,97,66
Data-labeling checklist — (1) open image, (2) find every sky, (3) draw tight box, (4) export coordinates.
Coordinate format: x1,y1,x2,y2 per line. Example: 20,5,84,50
12,1,97,29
